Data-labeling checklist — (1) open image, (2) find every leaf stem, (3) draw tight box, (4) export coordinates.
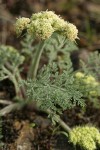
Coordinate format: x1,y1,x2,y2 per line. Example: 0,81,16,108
15,70,26,99
0,103,24,116
46,109,71,133
2,66,23,99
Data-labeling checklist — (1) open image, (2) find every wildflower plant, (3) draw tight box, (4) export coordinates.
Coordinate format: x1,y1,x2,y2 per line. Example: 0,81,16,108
15,11,78,79
0,10,100,149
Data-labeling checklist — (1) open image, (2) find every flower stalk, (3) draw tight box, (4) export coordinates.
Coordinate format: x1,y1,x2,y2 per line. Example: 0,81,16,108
28,40,46,79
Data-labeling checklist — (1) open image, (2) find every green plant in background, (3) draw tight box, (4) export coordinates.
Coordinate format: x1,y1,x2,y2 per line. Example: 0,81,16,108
0,10,100,149
0,45,25,99
75,72,100,97
80,51,100,80
85,19,96,44
77,51,100,108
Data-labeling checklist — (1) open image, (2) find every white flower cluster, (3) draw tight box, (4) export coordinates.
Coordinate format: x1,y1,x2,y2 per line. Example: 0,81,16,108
69,126,100,150
15,11,78,41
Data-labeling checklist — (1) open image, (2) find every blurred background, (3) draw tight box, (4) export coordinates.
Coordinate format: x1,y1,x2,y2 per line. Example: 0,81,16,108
0,0,100,52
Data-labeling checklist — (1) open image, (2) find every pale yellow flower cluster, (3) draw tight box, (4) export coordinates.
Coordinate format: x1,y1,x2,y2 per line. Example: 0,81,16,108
75,72,84,78
27,19,54,40
75,72,98,85
62,23,78,41
75,72,99,86
75,72,99,96
15,11,78,41
69,126,100,150
15,17,30,35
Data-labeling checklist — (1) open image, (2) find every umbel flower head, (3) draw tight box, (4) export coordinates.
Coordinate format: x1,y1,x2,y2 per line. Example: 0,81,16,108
27,19,54,40
15,17,30,35
69,125,100,150
62,23,78,41
15,11,78,41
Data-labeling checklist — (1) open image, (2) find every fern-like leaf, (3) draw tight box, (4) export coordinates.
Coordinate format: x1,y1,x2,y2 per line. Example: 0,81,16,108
23,63,84,114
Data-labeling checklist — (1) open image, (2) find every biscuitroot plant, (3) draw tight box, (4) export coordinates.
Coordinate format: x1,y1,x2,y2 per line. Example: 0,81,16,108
0,11,100,149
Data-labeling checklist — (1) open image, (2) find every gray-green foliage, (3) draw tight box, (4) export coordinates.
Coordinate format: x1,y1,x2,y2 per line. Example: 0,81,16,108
75,51,100,108
44,32,78,66
0,45,24,68
20,32,78,67
80,51,100,80
20,35,34,56
0,45,24,81
23,63,84,114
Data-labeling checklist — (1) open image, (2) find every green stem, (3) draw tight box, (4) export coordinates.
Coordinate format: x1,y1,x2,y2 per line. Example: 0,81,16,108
0,98,71,134
46,109,71,133
28,41,45,79
5,63,25,99
0,102,25,116
15,70,26,99
2,66,23,99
